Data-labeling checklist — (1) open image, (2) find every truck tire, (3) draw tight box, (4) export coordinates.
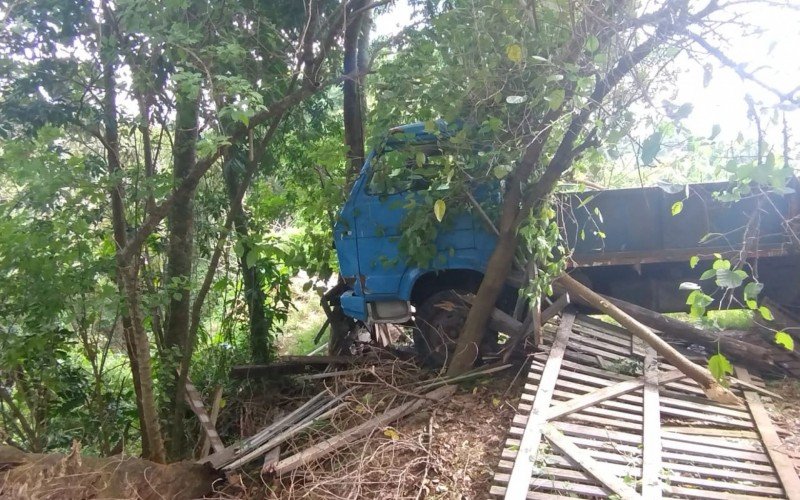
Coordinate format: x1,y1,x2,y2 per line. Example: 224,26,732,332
413,289,498,367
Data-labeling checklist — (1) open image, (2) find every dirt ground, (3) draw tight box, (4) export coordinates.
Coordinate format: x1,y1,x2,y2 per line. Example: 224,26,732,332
210,364,526,500
2,366,798,499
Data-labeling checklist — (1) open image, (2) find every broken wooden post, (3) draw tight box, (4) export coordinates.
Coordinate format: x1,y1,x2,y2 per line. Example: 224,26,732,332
557,274,741,405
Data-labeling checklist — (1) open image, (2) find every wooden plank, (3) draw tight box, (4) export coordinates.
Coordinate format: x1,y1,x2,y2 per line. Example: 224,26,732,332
737,366,800,500
493,476,609,497
526,377,753,424
540,293,570,324
503,449,781,485
184,378,225,454
664,472,785,496
544,369,684,421
641,348,662,499
541,423,642,500
503,312,574,500
516,410,643,432
660,426,759,439
199,385,224,458
661,431,765,453
520,398,644,423
666,485,782,500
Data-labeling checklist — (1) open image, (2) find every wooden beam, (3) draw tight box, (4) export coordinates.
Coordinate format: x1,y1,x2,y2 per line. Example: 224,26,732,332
544,369,683,421
641,348,662,499
184,378,225,454
540,293,570,324
503,312,574,500
736,367,800,500
541,423,642,500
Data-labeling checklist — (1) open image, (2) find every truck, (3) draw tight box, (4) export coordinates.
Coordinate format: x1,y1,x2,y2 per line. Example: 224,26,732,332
324,122,800,361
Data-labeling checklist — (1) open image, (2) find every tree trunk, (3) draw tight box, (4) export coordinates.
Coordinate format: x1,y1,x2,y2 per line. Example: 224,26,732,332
100,0,164,462
343,0,369,180
222,146,273,363
563,289,778,373
447,230,519,374
447,5,690,376
557,274,741,405
163,90,200,459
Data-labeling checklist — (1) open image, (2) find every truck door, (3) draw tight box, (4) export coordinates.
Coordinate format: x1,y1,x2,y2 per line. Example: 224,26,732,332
352,143,476,297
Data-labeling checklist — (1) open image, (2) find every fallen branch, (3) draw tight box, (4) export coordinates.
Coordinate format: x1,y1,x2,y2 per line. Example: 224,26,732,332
272,384,456,476
567,290,778,374
557,274,741,405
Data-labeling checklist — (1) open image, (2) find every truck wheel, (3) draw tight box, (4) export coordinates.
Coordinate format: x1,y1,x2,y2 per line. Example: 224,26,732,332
413,289,498,367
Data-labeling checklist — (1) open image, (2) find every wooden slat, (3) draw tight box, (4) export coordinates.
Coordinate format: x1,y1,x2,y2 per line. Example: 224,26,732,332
526,376,753,423
661,426,759,439
545,369,683,421
737,366,800,500
666,485,782,500
641,348,662,498
496,314,790,500
184,378,225,454
664,472,785,496
493,475,609,497
503,312,574,500
541,423,642,500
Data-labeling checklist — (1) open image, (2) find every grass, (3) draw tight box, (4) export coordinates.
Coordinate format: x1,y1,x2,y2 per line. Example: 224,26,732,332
667,309,755,331
594,308,755,332
278,276,329,355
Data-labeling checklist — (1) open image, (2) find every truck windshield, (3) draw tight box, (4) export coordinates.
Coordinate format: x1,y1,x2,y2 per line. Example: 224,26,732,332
367,142,454,195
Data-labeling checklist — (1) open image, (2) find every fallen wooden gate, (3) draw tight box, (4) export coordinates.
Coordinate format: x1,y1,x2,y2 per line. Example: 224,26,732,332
492,312,800,499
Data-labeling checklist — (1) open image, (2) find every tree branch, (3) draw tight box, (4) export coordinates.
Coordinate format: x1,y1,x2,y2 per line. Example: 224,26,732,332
684,30,800,105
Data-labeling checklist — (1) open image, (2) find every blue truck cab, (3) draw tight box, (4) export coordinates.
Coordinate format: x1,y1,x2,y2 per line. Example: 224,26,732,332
329,122,799,359
333,122,499,326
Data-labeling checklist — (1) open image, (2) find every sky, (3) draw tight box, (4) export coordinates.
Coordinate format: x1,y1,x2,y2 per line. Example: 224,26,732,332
372,0,800,149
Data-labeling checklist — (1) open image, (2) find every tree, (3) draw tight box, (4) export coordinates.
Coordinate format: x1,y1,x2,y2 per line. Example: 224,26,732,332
368,0,797,375
0,0,391,460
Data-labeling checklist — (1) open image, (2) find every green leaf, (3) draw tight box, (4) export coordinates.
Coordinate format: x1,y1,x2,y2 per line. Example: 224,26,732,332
640,131,663,165
700,269,716,280
433,199,446,222
671,200,683,216
759,306,774,321
708,353,733,383
506,43,522,63
715,268,745,289
233,240,245,258
245,250,258,268
547,89,565,111
493,164,512,179
709,124,721,140
743,282,763,301
584,35,599,53
672,103,694,120
689,256,700,269
712,259,731,270
774,331,794,351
